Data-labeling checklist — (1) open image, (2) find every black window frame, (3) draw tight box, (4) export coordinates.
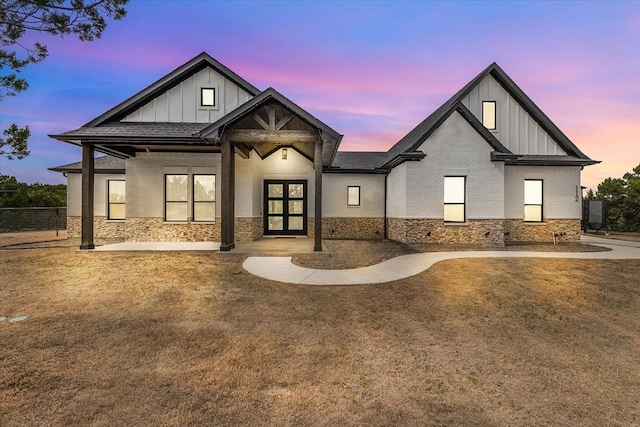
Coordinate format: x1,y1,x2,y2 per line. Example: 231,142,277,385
524,179,544,223
347,185,361,207
107,179,126,220
192,174,216,223
482,100,497,130
444,176,466,223
200,87,216,107
164,174,189,222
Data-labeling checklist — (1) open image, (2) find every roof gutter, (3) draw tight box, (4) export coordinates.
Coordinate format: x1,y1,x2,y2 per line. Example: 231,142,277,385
381,151,426,169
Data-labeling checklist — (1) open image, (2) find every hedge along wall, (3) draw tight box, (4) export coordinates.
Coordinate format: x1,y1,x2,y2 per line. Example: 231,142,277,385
0,207,67,232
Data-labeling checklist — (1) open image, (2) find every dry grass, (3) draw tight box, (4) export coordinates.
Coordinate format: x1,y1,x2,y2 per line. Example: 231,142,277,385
1,244,640,426
587,231,640,243
0,230,68,247
293,239,608,270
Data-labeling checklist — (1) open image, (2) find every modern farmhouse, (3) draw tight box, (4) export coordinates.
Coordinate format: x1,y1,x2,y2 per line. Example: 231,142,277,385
50,52,598,251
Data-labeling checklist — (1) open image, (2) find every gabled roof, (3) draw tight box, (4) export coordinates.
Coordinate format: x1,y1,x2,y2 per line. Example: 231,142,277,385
200,87,343,166
382,62,597,168
50,122,210,142
83,52,261,128
380,101,514,169
326,151,389,173
49,155,125,173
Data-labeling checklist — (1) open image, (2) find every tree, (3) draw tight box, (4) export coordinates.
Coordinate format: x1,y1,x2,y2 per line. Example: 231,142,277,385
0,0,128,159
592,163,640,232
0,174,66,207
596,177,626,230
584,188,595,201
621,164,640,232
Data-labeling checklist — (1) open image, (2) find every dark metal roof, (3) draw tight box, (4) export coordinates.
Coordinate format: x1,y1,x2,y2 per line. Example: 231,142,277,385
83,52,260,128
381,62,598,168
49,155,125,173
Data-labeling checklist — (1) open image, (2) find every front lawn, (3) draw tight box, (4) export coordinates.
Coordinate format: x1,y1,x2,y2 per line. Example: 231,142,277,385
1,247,639,426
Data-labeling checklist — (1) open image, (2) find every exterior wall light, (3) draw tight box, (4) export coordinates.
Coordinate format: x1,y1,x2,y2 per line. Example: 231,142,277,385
282,148,288,160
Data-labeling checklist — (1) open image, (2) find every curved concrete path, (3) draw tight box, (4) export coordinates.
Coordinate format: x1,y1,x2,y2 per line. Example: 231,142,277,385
243,236,640,285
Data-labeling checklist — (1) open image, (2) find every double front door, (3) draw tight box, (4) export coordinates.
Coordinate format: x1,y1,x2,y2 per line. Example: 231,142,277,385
264,180,307,235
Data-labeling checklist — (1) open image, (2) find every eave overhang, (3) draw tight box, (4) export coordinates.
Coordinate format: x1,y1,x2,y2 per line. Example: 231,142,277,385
323,167,390,174
505,156,601,167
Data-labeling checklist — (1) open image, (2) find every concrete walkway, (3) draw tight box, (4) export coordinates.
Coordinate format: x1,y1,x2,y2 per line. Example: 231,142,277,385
242,236,640,286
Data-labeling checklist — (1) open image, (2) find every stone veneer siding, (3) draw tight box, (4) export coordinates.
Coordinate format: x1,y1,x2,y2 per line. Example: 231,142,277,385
236,217,263,241
125,218,220,242
69,215,579,244
322,217,384,239
69,216,263,242
68,216,126,239
388,218,506,246
503,219,581,243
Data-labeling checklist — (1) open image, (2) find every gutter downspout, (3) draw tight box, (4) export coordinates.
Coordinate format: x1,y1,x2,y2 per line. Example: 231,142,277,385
384,172,388,241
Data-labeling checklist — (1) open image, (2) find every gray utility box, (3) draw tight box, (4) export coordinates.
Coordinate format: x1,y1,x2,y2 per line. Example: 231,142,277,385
582,200,608,231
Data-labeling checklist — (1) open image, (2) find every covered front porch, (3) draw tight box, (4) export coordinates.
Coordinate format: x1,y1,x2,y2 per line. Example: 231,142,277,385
52,88,342,253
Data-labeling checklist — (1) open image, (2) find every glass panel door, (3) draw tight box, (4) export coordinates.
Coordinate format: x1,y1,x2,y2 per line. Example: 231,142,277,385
264,180,307,235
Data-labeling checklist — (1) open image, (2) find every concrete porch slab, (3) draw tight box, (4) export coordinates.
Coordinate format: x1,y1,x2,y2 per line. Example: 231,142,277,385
92,242,220,251
88,237,322,254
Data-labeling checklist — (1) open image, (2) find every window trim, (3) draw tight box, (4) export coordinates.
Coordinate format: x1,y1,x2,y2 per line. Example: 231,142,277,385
200,87,216,107
482,100,497,130
192,174,216,223
164,174,189,222
444,176,466,223
107,179,125,220
524,179,544,223
347,185,361,207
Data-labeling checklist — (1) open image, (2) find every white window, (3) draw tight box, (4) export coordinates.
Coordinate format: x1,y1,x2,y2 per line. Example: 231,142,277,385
165,174,188,221
107,180,125,220
444,176,465,223
201,87,215,107
482,101,496,130
347,186,360,206
193,175,216,222
524,179,543,222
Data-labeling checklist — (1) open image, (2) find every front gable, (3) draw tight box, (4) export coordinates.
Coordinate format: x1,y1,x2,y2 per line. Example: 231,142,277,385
122,65,254,124
201,88,343,167
382,62,597,169
84,52,260,127
460,74,565,155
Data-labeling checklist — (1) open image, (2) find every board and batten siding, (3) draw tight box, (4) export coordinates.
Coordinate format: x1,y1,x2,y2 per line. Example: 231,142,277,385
322,174,385,217
402,111,505,219
461,74,566,156
122,66,252,123
504,165,582,219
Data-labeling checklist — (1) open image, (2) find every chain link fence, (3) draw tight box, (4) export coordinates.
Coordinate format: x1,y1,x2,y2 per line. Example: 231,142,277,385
0,207,67,233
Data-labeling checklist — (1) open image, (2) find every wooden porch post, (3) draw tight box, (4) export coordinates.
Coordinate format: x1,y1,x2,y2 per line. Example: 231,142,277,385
80,142,95,250
220,136,235,251
314,135,323,252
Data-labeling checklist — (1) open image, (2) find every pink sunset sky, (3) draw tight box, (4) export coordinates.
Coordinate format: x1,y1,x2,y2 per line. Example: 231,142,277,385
1,1,638,190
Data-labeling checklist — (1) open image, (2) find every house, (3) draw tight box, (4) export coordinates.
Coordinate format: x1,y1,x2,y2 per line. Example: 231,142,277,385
49,52,598,250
